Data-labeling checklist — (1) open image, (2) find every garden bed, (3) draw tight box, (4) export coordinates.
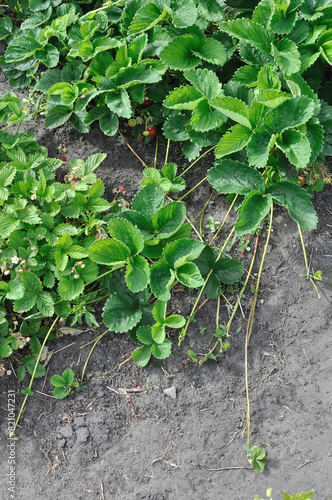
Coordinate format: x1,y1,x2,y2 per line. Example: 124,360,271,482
0,105,331,498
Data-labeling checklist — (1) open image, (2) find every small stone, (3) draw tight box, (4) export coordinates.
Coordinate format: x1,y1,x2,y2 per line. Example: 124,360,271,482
58,439,66,449
73,417,85,429
76,427,90,444
163,386,177,400
59,425,73,438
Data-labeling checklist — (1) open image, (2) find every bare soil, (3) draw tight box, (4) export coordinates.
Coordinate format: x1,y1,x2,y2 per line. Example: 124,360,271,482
1,71,332,500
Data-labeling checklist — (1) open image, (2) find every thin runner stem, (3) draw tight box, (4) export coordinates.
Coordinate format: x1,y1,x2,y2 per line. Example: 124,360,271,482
164,139,170,164
80,329,110,382
179,146,216,178
12,317,59,436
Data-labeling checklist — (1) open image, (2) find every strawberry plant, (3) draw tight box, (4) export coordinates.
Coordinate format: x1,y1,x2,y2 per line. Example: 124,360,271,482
0,116,245,381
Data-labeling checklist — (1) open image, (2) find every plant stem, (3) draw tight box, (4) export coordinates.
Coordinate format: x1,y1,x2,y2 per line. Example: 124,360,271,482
199,193,214,239
297,223,309,272
154,137,158,168
191,192,214,223
179,227,235,345
80,329,110,382
209,195,238,245
244,302,253,446
297,223,321,299
164,139,170,164
247,204,273,342
118,131,149,169
12,317,58,436
198,233,260,367
179,146,216,178
177,176,207,202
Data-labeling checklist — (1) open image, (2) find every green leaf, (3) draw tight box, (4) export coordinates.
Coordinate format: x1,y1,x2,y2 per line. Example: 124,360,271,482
153,202,186,239
5,280,25,300
276,129,311,168
151,339,172,359
132,183,164,219
151,322,165,343
45,105,72,129
57,232,72,253
128,3,167,35
152,300,167,323
163,238,205,269
132,345,152,367
106,89,132,119
89,239,130,265
13,292,37,313
283,491,314,500
160,35,226,70
239,41,274,68
50,374,66,388
43,271,55,289
125,255,150,292
150,261,173,301
184,68,223,99
256,90,290,108
5,36,41,62
103,292,142,332
62,368,75,386
267,181,317,230
208,159,265,195
99,109,119,136
233,65,259,87
21,271,42,292
85,153,107,173
114,63,164,89
177,262,204,288
272,38,301,75
128,33,148,64
58,276,85,300
35,44,59,68
136,325,154,345
221,19,273,53
247,126,272,168
191,38,227,66
190,99,228,132
164,314,185,328
235,192,272,235
210,96,252,129
53,387,71,399
204,273,221,299
164,86,204,110
37,64,61,93
163,114,191,141
62,59,85,83
264,97,316,135
188,349,198,362
0,165,16,187
271,6,297,35
75,260,99,284
0,216,20,238
298,44,320,73
257,65,281,90
306,119,324,164
0,344,12,358
215,124,252,158
213,258,244,284
37,292,54,317
252,0,274,28
198,0,225,22
170,0,197,28
108,218,144,256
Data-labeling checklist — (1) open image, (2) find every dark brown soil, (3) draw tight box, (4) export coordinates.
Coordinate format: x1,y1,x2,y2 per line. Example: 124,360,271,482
1,71,332,500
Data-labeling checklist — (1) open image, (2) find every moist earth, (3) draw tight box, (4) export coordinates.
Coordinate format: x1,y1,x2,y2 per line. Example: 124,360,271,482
0,69,332,500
